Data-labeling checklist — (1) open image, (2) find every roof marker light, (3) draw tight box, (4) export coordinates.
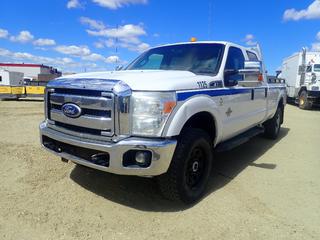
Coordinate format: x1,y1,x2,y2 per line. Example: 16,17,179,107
190,37,197,42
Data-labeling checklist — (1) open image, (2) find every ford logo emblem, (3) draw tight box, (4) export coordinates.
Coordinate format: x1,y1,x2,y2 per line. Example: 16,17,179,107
62,103,82,118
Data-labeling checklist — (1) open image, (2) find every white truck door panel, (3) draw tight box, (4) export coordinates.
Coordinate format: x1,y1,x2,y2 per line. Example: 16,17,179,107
251,86,268,123
221,46,253,140
267,87,279,117
219,90,252,140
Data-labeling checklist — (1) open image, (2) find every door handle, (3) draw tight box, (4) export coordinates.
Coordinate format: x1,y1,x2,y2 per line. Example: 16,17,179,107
251,89,254,100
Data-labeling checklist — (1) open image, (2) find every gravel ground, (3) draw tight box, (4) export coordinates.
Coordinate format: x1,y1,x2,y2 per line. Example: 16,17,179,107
0,99,319,240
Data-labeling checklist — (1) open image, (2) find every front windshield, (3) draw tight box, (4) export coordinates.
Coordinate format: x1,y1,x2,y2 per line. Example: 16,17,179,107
314,64,320,72
126,43,225,76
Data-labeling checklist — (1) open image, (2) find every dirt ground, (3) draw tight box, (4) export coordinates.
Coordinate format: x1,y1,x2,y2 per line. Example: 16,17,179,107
0,99,319,240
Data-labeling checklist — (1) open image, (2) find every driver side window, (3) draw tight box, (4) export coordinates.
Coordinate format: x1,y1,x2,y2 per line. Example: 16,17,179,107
224,47,245,86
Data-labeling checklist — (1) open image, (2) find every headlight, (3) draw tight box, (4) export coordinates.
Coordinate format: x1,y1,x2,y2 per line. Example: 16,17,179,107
131,91,176,137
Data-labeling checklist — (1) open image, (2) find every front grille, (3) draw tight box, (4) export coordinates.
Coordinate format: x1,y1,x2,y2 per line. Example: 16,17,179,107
47,88,115,138
51,104,111,117
54,88,103,97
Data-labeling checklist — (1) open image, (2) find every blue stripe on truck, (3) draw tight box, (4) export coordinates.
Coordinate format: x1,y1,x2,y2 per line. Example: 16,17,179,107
177,86,286,101
177,88,251,101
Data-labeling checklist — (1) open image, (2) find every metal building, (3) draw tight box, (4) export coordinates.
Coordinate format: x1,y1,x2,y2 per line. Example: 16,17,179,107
0,63,61,80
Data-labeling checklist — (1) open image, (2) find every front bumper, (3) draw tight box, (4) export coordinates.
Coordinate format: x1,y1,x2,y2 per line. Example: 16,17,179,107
307,90,320,106
40,121,177,176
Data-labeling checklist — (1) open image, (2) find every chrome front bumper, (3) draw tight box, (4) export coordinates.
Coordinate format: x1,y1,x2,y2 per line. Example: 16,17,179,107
40,121,177,176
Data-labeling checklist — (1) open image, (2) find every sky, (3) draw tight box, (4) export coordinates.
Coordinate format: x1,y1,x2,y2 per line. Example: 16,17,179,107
0,0,320,74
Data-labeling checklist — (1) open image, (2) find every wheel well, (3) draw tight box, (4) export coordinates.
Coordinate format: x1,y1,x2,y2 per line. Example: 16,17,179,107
298,87,307,96
180,112,216,141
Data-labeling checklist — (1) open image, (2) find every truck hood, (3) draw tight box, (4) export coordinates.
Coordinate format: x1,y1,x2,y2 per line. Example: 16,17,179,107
49,70,220,91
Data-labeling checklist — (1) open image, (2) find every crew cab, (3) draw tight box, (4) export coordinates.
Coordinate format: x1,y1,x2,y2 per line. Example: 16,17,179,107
40,41,286,203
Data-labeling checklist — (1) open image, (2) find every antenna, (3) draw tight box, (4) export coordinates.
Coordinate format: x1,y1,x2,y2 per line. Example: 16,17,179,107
208,1,213,39
115,24,119,65
115,24,119,55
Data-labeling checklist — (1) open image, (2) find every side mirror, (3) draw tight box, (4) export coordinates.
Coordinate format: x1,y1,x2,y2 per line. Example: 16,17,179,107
115,65,124,71
224,69,239,86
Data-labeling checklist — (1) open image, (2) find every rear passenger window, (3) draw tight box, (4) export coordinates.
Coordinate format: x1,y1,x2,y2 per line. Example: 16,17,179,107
247,51,259,61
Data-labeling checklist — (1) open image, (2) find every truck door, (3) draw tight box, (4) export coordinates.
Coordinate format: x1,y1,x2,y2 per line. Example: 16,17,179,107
221,46,253,140
245,51,268,124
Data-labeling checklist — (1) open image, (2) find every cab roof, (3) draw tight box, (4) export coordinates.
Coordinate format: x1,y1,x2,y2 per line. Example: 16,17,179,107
149,41,259,55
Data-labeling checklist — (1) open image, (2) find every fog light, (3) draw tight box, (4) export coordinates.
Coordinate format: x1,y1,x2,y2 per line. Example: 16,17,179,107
136,151,148,164
123,150,152,168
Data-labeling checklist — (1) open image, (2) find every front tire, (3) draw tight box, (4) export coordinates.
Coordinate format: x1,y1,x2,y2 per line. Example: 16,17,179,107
298,90,311,110
157,128,213,204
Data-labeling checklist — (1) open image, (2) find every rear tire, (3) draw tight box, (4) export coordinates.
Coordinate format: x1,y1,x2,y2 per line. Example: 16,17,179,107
298,90,311,110
263,106,282,140
157,128,213,204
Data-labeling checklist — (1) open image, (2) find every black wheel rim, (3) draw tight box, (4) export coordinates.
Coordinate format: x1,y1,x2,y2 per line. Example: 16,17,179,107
185,147,206,189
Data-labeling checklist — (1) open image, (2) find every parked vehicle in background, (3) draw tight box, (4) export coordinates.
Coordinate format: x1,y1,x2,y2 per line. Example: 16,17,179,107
0,70,47,99
23,77,35,85
279,49,320,109
0,70,25,99
40,41,286,203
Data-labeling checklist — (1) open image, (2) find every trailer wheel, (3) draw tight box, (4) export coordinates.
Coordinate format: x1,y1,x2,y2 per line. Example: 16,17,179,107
298,90,311,110
157,128,213,204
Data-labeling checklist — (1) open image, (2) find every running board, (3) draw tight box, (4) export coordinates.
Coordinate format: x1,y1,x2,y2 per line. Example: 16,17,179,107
215,127,264,152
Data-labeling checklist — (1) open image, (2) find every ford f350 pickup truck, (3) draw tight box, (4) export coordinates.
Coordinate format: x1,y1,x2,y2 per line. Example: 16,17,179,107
40,41,286,203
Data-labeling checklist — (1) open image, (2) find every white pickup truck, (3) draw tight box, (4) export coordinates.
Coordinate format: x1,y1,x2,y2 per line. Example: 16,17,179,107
40,41,286,203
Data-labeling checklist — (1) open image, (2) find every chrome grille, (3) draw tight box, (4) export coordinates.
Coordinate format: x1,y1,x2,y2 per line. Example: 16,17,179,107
47,89,114,139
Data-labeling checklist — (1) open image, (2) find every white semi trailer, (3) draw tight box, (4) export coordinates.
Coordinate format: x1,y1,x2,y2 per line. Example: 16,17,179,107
279,49,320,109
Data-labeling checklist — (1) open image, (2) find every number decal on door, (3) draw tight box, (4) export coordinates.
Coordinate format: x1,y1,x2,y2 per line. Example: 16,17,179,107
197,81,208,88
